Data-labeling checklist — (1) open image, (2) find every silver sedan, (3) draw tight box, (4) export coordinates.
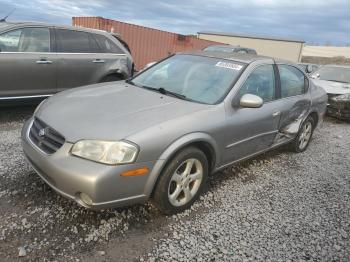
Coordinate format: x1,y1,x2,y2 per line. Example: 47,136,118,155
21,52,327,214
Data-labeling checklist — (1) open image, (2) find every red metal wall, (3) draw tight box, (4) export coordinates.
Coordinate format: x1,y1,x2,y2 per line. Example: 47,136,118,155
72,17,222,70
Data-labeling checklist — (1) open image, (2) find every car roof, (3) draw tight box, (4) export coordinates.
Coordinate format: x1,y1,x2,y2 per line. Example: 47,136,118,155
206,44,240,49
0,20,111,35
321,64,350,69
180,51,275,64
298,63,318,66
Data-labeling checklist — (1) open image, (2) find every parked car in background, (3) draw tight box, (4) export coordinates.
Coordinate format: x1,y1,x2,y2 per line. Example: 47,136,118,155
22,52,327,214
298,63,319,75
203,44,257,55
311,65,350,121
0,21,134,101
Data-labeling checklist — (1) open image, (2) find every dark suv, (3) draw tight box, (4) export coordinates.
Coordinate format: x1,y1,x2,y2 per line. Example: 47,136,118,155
0,21,134,100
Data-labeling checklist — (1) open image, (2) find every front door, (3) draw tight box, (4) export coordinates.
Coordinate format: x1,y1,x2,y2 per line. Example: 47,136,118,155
0,27,57,98
223,64,281,164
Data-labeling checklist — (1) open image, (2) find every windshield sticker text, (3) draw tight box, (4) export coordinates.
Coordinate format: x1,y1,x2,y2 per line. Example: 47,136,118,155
215,61,243,70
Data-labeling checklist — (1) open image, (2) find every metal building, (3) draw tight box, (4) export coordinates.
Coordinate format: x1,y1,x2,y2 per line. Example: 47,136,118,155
198,31,304,62
72,17,221,70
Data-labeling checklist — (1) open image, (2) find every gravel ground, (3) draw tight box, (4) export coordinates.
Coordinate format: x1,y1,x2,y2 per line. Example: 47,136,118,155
0,106,349,261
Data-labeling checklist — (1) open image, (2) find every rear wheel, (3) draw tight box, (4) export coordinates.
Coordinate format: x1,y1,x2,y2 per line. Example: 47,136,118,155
289,116,315,152
153,147,208,214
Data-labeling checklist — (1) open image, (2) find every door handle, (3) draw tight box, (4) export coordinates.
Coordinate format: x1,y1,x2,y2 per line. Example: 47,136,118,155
36,60,52,64
272,110,281,117
92,59,105,63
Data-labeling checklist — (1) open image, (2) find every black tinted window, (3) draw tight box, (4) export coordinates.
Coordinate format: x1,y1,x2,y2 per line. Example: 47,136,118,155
239,65,275,102
278,65,305,98
0,27,50,52
56,29,97,53
94,34,124,54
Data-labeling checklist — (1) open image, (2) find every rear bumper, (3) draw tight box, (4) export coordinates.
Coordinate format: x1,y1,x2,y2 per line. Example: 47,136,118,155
21,118,160,210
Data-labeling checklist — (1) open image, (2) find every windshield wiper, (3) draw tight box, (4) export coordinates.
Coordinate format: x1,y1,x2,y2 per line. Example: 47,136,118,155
141,85,188,100
125,79,137,86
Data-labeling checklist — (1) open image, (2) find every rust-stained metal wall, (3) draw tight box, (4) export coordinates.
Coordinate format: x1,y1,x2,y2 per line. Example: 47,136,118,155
72,17,222,70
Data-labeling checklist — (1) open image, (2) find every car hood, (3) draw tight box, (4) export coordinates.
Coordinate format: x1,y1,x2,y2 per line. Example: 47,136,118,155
312,79,350,95
36,82,207,142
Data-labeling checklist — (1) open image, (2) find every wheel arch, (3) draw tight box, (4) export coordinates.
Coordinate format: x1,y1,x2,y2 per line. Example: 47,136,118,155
308,111,319,127
144,133,220,198
99,72,127,82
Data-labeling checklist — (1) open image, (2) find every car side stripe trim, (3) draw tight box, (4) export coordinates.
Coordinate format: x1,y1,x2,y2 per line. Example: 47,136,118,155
226,130,278,148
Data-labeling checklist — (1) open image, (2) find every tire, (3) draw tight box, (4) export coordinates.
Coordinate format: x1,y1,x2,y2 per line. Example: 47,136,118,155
100,75,122,83
153,147,208,215
289,116,315,153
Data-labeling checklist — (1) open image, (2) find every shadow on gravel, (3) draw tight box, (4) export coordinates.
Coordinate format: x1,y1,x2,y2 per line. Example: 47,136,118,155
0,105,36,123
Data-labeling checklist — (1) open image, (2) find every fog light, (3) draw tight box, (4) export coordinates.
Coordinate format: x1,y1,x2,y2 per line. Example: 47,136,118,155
80,192,93,206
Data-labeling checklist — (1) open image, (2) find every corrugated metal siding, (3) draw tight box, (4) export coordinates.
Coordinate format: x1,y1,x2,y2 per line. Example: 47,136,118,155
72,17,222,70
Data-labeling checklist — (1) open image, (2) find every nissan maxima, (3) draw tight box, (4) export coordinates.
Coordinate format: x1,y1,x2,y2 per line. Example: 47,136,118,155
22,52,327,214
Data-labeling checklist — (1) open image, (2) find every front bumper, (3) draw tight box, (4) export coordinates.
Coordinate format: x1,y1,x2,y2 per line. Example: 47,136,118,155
327,95,350,121
327,106,350,121
21,119,158,210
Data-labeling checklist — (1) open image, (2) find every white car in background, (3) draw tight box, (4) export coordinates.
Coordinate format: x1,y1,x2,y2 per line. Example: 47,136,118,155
311,65,350,121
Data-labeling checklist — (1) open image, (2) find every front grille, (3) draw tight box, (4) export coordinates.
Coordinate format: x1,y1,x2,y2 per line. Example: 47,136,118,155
29,118,65,154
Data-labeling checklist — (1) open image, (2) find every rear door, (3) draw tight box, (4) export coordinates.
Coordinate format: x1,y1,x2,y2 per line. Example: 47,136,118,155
275,64,311,130
0,27,57,98
92,33,129,77
54,29,107,92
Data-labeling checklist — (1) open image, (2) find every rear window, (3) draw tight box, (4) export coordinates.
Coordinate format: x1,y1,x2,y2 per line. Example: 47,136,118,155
93,34,124,54
56,29,99,53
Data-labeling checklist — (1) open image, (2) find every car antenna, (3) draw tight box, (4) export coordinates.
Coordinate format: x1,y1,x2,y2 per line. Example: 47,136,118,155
0,8,15,22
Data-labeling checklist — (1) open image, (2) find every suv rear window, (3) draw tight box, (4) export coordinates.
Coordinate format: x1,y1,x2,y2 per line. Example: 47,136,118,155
93,34,124,54
56,29,99,53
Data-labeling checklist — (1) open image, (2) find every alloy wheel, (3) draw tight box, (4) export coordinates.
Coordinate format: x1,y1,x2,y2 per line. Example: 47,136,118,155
299,121,313,150
168,158,203,207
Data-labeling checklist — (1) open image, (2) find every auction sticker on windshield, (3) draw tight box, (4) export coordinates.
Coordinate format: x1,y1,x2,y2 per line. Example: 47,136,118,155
215,61,243,70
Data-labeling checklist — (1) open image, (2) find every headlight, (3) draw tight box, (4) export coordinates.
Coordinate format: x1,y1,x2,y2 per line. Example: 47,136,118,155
334,93,350,101
71,140,138,165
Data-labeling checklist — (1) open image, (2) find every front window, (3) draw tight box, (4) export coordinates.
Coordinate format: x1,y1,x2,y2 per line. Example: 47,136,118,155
0,27,50,52
313,66,350,84
239,65,275,102
132,54,245,104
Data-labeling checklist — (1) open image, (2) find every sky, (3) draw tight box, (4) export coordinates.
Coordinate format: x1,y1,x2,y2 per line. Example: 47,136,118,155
0,0,349,45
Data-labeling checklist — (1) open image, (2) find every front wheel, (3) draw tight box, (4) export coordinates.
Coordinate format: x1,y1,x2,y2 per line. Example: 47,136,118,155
153,147,208,214
289,116,315,152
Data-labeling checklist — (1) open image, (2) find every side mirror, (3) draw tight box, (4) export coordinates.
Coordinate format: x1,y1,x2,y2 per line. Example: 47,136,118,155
310,73,320,79
239,94,264,108
306,65,313,74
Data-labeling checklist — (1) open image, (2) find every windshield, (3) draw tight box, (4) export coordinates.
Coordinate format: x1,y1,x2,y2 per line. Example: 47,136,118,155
314,66,350,83
132,54,245,104
203,45,235,53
